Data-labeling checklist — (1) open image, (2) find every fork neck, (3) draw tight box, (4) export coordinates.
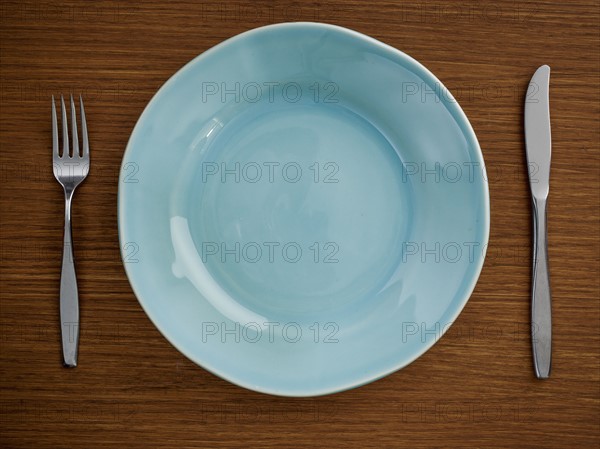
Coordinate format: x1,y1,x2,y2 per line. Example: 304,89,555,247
63,186,76,218
63,184,77,199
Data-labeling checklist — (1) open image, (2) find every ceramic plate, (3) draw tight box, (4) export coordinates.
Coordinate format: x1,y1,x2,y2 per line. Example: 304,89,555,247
119,22,489,396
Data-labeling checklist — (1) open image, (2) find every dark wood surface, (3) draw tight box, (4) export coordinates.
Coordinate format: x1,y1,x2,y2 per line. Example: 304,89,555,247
1,1,599,448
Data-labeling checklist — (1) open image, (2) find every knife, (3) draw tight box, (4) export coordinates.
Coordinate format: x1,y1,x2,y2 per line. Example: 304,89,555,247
524,65,552,379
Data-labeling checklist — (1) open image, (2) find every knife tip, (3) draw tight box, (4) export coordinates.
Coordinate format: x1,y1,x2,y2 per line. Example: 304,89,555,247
537,64,551,74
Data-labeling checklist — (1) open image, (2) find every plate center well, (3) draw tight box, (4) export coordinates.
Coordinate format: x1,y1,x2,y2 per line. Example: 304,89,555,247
176,101,412,323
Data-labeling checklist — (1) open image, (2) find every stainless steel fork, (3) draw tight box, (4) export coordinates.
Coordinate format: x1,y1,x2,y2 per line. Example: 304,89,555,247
52,94,89,367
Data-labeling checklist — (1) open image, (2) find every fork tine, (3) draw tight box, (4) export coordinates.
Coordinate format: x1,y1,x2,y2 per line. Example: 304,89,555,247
70,94,79,157
79,95,89,158
52,96,59,158
60,95,69,157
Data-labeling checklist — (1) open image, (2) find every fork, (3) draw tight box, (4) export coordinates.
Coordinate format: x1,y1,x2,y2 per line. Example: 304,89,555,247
52,94,89,367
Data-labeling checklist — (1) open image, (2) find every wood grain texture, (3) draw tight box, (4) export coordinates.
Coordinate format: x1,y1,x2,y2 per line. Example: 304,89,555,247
1,1,598,448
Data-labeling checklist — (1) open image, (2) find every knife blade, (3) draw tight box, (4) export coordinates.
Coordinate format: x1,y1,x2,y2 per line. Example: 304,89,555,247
524,65,552,379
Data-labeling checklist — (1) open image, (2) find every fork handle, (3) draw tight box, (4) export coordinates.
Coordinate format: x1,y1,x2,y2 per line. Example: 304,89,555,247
60,190,79,367
531,197,551,378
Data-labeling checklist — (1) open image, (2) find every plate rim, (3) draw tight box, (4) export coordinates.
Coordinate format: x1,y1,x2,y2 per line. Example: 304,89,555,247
118,21,491,397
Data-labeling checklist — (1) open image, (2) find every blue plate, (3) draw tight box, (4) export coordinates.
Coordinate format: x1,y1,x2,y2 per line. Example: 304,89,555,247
119,23,489,396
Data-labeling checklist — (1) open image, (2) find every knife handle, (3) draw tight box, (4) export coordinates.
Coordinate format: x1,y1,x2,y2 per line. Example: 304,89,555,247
531,196,551,378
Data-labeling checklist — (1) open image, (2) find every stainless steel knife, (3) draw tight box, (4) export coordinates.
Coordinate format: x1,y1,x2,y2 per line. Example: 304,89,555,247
524,65,552,379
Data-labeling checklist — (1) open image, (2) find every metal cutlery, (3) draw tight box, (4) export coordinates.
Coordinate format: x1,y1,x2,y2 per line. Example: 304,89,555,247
52,94,89,367
524,65,552,379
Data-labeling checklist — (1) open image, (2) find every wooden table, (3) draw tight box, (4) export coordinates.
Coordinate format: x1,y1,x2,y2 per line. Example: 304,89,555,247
1,1,599,447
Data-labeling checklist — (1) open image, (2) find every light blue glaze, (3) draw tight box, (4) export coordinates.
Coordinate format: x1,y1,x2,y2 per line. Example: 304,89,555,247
118,22,490,396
